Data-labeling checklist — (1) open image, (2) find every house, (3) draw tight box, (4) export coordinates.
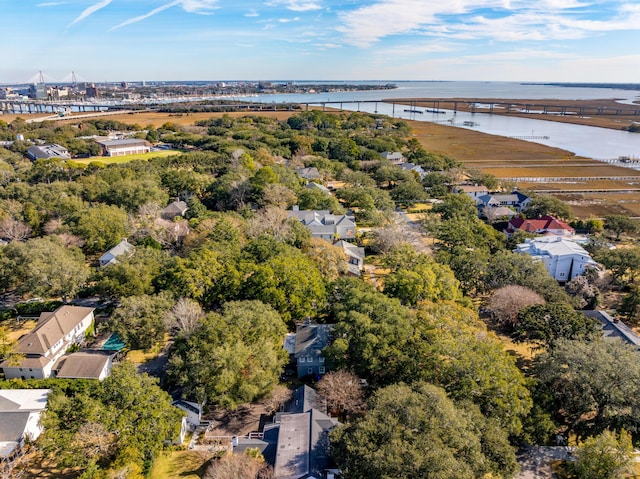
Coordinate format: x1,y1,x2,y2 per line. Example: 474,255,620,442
161,200,189,220
232,385,340,479
288,208,356,241
26,144,70,161
516,235,599,282
478,190,531,217
172,400,202,430
95,138,150,157
0,389,50,461
452,185,489,204
293,321,334,379
1,306,95,380
505,215,575,237
53,351,114,380
334,240,365,276
305,182,331,195
583,310,640,351
295,167,322,180
98,239,135,267
380,151,404,164
398,162,427,179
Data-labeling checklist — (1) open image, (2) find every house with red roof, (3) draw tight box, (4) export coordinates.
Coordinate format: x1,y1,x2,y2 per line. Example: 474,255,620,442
505,215,575,237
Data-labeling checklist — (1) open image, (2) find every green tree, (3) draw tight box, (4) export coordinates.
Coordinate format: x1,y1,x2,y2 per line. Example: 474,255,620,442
383,253,462,306
38,363,183,476
594,247,640,286
3,236,90,303
95,247,173,298
515,303,598,349
69,204,129,254
524,195,573,220
535,339,640,438
570,429,633,479
108,293,175,350
242,249,326,325
331,382,518,479
603,214,637,240
167,300,288,408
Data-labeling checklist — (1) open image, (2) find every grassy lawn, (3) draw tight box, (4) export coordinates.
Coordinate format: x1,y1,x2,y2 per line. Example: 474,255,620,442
73,150,181,165
150,451,210,479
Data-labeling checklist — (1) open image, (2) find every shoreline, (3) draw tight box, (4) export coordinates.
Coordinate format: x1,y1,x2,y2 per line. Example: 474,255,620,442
384,97,640,131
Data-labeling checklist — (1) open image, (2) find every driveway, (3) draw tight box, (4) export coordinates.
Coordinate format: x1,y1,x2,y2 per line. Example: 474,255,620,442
516,446,572,479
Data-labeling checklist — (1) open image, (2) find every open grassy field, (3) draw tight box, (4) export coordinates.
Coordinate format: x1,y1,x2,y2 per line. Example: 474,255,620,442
72,149,181,165
150,451,209,479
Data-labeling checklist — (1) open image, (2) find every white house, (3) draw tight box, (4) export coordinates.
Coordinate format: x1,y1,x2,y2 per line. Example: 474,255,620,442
95,139,150,157
99,239,135,267
452,185,489,204
380,151,405,164
334,240,365,276
478,191,531,216
0,389,50,460
172,400,202,429
1,306,95,380
516,235,599,282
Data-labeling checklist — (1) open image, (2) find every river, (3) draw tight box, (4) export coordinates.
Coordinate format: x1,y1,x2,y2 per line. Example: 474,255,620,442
235,81,640,159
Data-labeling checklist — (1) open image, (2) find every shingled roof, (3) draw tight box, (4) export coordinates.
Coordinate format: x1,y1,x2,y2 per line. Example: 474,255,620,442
15,306,95,356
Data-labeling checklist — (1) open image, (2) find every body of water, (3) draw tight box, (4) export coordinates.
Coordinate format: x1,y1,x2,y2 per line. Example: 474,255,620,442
237,81,640,159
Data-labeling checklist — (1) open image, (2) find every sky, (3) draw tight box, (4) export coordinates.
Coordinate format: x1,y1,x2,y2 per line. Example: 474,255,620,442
1,0,640,83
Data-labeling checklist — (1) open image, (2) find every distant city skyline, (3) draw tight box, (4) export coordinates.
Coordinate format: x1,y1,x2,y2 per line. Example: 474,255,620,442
2,0,639,84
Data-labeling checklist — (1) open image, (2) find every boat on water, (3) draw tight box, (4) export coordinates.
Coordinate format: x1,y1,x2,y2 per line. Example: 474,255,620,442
404,109,423,114
425,109,446,114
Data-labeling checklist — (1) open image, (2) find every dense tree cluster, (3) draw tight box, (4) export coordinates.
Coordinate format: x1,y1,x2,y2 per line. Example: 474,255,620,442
2,109,638,478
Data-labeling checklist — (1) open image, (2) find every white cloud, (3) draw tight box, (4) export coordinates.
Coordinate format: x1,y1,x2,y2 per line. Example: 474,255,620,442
109,0,220,31
267,0,322,12
68,0,112,27
245,9,260,17
179,0,220,14
279,17,301,23
110,1,179,31
336,0,640,47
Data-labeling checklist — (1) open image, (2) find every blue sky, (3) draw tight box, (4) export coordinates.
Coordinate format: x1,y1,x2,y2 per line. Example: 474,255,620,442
2,0,639,83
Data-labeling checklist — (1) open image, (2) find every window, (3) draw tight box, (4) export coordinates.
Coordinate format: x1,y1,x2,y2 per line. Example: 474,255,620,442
299,357,305,363
308,368,313,374
319,357,325,363
319,367,325,374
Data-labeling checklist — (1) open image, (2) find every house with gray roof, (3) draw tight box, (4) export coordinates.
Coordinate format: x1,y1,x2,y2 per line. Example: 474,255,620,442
0,389,50,460
380,151,404,164
334,240,365,276
305,182,331,195
516,235,599,282
53,351,114,380
398,162,427,179
1,306,95,380
235,385,339,479
95,138,150,157
161,200,189,220
99,238,135,267
26,144,70,161
478,190,531,217
295,167,322,180
294,321,334,379
583,310,640,350
288,208,356,241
